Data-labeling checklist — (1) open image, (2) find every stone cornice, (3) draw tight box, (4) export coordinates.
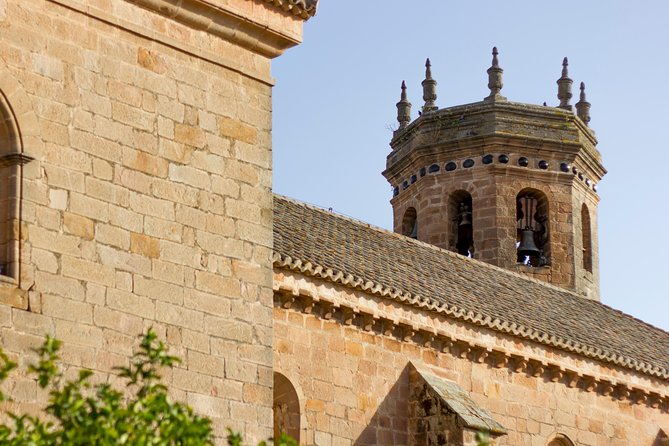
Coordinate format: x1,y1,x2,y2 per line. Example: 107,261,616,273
125,0,305,58
273,270,669,412
387,101,604,181
273,251,669,383
261,0,317,19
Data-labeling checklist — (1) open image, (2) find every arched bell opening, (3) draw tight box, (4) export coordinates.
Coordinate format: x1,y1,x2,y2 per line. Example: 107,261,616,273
273,372,300,442
402,207,418,239
448,190,474,257
581,203,593,273
516,188,550,267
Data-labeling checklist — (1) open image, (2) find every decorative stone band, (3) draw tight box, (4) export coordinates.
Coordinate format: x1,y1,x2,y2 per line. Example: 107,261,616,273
124,0,312,58
392,154,597,197
273,275,668,411
273,252,669,391
0,152,34,167
262,0,318,19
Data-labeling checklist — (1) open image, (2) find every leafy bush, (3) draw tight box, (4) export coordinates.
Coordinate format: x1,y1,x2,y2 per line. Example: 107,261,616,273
0,330,213,445
0,330,296,445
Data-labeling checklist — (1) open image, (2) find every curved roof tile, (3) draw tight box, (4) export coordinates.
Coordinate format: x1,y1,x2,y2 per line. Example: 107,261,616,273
273,195,669,379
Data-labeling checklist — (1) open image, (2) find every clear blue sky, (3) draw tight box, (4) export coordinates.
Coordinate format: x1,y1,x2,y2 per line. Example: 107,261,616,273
272,1,669,332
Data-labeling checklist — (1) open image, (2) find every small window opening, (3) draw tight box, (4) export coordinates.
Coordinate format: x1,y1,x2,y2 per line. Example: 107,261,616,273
516,189,549,267
449,191,474,257
581,204,592,273
402,207,418,239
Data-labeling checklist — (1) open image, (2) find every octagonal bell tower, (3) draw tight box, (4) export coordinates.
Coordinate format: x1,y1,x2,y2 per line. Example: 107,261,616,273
383,49,606,300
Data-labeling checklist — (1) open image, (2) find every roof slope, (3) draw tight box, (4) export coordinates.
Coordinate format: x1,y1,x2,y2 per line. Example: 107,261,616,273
273,195,669,379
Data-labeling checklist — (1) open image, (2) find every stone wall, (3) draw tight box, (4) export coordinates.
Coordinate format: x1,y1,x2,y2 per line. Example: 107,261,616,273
0,0,305,441
385,103,604,300
274,270,669,446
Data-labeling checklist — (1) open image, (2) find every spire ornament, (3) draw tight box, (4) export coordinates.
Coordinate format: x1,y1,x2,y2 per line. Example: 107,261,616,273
575,81,591,126
485,47,506,102
557,57,573,110
422,58,438,113
396,80,412,131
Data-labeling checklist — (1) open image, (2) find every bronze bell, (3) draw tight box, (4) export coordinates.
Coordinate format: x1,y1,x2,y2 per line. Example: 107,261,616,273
459,204,472,226
517,228,540,258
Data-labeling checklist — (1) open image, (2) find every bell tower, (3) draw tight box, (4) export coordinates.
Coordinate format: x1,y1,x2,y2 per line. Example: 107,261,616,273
383,49,606,300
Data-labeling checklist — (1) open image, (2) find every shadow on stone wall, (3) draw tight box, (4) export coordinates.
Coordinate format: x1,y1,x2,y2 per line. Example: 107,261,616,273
354,364,410,446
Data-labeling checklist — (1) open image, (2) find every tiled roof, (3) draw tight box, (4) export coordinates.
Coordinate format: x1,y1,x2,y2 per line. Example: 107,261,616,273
263,0,318,19
273,195,669,379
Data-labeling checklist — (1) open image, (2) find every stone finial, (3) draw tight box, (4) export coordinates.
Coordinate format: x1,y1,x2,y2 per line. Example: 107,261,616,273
575,81,591,126
557,57,573,110
396,80,412,130
485,47,506,102
422,58,438,113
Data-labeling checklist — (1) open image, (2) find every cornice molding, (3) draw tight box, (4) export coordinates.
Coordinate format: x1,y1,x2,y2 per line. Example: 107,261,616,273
125,0,303,58
273,274,669,412
273,251,669,382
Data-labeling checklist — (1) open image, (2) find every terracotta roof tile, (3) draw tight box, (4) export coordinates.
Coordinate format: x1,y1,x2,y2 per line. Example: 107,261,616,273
273,195,669,379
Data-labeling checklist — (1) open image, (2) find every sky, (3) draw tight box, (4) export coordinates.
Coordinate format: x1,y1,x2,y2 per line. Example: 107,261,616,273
271,1,669,332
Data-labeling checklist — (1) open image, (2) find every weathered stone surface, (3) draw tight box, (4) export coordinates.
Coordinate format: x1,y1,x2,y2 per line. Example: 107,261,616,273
0,0,309,443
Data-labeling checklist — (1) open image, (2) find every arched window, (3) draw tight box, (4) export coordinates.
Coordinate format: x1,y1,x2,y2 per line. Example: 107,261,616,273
547,433,575,446
402,207,418,239
581,204,592,273
449,191,473,257
273,373,300,442
0,90,31,280
516,188,549,266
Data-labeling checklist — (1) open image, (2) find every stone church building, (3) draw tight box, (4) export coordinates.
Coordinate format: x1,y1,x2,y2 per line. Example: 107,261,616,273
0,0,667,445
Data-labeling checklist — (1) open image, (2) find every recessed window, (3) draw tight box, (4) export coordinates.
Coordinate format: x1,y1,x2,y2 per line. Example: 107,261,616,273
581,204,592,273
274,373,300,442
402,207,418,239
449,191,473,257
0,93,31,280
516,188,549,266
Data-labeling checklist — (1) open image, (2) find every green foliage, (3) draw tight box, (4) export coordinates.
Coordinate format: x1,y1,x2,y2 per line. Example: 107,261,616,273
226,429,296,446
0,329,297,445
0,329,214,445
475,430,492,446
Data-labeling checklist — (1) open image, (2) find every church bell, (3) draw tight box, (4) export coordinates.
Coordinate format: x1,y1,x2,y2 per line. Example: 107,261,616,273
517,228,540,257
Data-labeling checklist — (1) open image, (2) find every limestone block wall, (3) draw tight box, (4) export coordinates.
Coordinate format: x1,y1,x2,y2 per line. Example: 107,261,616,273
274,270,669,446
0,0,305,441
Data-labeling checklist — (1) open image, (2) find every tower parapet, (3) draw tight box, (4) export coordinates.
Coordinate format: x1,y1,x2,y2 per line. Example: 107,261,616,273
384,49,606,300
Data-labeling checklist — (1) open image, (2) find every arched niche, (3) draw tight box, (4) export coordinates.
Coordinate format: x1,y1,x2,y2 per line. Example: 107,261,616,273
547,433,575,446
516,187,550,267
401,207,417,239
0,87,31,280
581,203,592,273
448,190,473,257
273,372,300,442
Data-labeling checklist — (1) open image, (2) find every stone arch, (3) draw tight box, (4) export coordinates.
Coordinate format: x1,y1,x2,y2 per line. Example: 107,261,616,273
516,187,550,266
401,207,418,239
0,71,38,281
546,433,575,446
273,372,301,442
448,190,473,257
581,203,592,273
